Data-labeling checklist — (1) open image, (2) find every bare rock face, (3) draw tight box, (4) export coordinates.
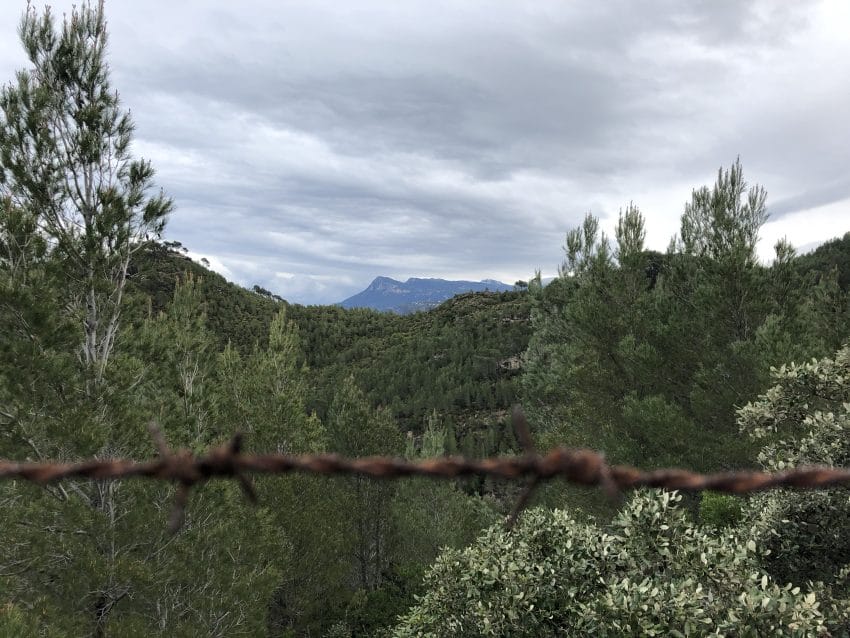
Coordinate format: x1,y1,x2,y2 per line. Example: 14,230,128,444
339,276,512,313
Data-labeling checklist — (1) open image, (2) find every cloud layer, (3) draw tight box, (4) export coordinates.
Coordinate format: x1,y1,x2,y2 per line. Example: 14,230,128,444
1,1,848,303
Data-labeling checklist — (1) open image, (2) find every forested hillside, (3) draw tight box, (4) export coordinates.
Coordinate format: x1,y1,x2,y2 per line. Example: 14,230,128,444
2,3,850,637
128,242,532,442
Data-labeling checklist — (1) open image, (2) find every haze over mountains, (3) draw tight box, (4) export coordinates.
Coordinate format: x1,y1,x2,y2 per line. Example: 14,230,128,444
339,276,513,313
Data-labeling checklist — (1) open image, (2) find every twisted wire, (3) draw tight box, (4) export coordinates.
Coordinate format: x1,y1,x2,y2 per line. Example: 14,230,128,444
1,410,846,531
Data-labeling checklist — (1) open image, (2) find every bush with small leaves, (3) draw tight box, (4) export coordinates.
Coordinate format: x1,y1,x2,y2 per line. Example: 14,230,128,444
394,490,827,637
740,345,850,629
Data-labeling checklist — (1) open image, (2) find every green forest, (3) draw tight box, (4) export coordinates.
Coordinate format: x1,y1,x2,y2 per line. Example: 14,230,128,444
2,4,850,637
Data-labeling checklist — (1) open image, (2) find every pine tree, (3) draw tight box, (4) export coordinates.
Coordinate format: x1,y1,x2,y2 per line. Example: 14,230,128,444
327,377,402,594
0,1,172,385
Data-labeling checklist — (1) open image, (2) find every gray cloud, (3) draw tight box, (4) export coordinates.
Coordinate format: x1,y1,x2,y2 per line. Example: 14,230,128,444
1,0,847,304
770,178,850,219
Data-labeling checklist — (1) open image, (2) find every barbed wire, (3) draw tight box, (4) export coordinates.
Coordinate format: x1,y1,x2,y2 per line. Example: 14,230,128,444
1,407,848,532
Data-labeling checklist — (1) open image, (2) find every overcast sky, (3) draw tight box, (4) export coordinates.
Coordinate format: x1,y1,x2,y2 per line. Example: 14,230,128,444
2,1,848,304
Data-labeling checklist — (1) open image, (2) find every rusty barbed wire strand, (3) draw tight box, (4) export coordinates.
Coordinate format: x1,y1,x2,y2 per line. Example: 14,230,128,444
7,444,846,492
1,409,850,531
505,406,540,530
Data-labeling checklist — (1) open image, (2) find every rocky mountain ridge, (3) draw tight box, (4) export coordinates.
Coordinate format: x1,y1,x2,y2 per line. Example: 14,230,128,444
340,276,513,313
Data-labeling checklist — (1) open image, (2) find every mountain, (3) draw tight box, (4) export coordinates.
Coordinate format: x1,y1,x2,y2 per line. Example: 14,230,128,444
339,276,514,313
125,243,532,434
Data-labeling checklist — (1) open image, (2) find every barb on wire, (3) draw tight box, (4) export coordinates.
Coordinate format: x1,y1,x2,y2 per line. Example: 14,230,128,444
146,421,190,533
505,405,540,530
2,408,850,531
143,422,257,533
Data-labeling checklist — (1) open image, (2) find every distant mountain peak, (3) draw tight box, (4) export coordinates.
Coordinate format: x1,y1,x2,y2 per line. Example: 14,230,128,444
341,276,512,313
366,276,406,292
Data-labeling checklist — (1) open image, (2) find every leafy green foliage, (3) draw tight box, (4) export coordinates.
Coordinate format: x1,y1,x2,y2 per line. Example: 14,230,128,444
395,491,827,637
741,345,850,596
522,162,849,519
396,343,850,636
699,492,743,528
